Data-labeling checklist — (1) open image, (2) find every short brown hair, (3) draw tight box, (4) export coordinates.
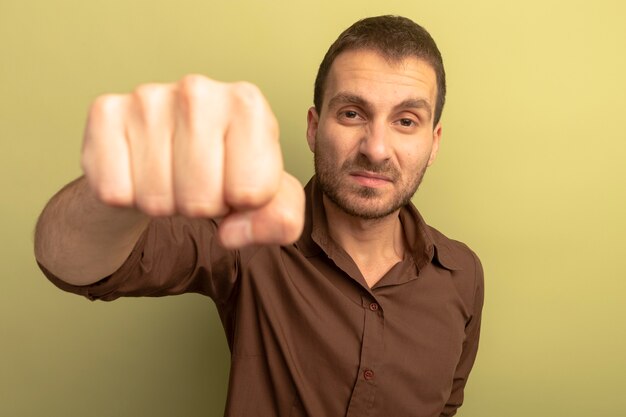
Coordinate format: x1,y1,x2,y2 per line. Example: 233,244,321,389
313,15,446,126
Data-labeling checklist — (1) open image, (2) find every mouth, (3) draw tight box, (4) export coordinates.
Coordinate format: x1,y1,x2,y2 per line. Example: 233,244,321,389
349,171,393,187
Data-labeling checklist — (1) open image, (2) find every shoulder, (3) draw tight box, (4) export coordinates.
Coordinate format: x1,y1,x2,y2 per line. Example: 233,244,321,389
427,225,485,321
427,225,484,288
427,226,482,273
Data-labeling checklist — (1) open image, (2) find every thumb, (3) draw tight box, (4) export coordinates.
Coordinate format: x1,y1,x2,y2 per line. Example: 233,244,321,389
218,173,305,249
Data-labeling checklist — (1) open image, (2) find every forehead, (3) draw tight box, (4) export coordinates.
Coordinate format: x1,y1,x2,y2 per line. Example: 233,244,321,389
324,49,437,109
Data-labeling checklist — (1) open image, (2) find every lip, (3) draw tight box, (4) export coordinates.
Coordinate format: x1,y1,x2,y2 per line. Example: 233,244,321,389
349,171,393,187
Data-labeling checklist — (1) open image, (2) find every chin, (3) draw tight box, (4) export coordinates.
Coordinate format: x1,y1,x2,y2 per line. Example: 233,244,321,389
331,192,404,220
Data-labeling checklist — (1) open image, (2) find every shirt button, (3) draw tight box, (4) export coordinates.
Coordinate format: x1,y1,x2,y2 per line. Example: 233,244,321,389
363,369,375,380
369,302,379,311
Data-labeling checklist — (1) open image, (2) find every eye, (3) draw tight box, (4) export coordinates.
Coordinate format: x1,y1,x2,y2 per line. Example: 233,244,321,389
399,118,415,127
337,109,364,124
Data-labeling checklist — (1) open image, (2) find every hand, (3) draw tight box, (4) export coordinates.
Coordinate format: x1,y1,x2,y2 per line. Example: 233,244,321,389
81,74,305,248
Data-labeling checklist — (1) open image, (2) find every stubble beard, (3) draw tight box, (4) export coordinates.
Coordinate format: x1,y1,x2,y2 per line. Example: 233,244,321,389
314,144,428,220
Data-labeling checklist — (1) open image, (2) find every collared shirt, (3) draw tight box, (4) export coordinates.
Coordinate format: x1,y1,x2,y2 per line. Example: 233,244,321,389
41,176,484,417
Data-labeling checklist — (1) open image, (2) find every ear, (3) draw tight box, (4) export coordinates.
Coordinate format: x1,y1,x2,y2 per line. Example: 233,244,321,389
306,106,319,152
426,122,442,167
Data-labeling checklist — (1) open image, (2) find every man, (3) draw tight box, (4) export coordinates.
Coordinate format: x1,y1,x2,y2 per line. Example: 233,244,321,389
35,15,483,417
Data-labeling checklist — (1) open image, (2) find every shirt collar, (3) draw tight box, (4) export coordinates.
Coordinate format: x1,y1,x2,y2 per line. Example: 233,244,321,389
295,176,462,272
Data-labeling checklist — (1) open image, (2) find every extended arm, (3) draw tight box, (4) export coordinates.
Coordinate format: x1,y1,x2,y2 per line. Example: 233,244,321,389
35,75,304,287
34,176,149,285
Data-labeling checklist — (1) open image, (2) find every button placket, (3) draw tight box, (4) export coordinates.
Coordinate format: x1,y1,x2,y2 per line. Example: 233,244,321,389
345,296,385,416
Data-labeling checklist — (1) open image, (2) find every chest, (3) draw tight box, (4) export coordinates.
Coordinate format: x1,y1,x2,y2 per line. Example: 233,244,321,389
224,249,471,416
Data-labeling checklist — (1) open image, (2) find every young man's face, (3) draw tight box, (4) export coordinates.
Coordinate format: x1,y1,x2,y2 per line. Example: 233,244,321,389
307,49,442,219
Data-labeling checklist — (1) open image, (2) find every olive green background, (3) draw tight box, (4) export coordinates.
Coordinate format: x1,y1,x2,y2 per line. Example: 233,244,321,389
2,0,625,416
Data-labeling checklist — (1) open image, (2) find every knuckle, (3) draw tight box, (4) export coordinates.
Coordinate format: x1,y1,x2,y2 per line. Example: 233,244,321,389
176,76,211,120
230,81,264,109
176,199,227,218
276,176,305,242
92,183,132,207
174,188,226,218
89,94,125,121
131,83,173,126
135,195,175,217
132,83,166,100
177,74,207,105
178,74,212,94
280,216,301,243
176,75,224,130
230,81,278,138
278,202,305,242
80,154,131,208
226,186,271,209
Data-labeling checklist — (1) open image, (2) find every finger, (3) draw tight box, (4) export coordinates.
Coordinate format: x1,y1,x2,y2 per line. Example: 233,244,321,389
81,94,134,207
127,84,176,216
223,82,282,210
172,75,228,217
218,172,305,248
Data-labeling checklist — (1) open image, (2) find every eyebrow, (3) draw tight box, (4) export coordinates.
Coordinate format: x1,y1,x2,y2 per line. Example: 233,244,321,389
327,92,433,121
395,98,433,121
328,93,368,110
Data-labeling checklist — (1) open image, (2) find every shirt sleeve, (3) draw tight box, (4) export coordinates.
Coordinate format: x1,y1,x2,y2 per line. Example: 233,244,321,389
440,251,485,417
38,216,239,305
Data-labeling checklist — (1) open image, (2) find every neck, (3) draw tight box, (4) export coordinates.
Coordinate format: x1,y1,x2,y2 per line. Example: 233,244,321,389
323,194,406,286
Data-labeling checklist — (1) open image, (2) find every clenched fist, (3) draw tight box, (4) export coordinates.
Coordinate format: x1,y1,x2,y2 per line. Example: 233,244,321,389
81,74,305,248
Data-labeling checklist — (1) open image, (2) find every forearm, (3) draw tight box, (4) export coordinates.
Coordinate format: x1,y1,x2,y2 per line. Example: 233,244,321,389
34,176,150,286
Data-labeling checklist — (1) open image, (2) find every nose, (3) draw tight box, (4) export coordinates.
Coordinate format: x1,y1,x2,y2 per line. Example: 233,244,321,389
359,119,391,164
